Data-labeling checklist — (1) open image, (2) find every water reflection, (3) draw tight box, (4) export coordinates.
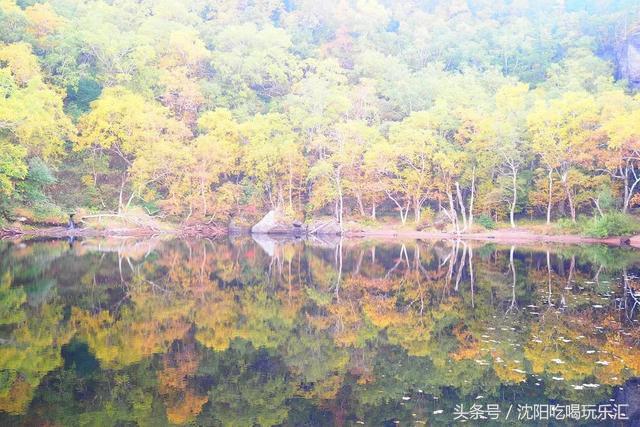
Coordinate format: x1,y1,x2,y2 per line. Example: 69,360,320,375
0,236,639,425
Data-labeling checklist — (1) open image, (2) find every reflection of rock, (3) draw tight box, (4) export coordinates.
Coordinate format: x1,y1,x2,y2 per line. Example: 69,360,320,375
618,29,640,90
251,233,341,256
306,234,342,248
252,233,279,256
77,237,161,260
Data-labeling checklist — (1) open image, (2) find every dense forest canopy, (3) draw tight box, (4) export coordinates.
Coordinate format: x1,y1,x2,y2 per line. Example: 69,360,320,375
1,0,640,229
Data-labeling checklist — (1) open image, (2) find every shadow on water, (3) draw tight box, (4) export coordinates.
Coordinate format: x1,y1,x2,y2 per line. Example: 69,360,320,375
0,236,639,424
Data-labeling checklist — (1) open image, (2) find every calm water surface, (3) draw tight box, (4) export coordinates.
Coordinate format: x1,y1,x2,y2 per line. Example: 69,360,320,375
0,235,639,425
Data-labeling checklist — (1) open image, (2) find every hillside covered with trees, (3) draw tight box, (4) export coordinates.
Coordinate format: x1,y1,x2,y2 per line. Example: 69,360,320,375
1,0,640,232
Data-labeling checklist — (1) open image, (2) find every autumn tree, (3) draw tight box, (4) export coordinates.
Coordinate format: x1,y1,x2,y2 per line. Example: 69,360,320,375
76,87,189,212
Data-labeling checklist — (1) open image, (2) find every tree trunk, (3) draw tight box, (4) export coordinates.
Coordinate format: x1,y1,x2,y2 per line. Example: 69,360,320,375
623,169,630,213
414,196,423,224
455,181,468,231
400,200,410,224
335,170,344,231
510,168,518,228
356,193,365,216
447,189,459,233
371,203,376,220
622,163,640,213
118,173,128,214
288,159,293,211
546,168,553,224
592,196,604,217
561,171,576,222
386,192,410,225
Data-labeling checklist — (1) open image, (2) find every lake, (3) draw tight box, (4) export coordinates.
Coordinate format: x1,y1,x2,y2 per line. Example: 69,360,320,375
0,235,639,425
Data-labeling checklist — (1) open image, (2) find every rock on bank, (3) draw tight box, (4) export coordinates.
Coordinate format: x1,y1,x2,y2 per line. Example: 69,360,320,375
250,210,341,236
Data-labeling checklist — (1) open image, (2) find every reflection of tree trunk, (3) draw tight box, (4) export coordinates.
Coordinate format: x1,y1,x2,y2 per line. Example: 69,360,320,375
371,245,376,266
594,264,603,286
567,255,575,289
622,267,640,319
200,243,206,286
387,245,408,278
468,245,475,308
506,245,517,313
401,244,410,270
506,246,516,312
335,238,343,301
455,243,467,291
118,253,124,283
355,249,364,275
469,167,476,228
445,240,459,290
288,257,292,301
546,250,552,306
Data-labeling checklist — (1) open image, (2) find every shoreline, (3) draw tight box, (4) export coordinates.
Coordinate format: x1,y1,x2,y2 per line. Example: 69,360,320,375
2,225,638,247
343,229,632,246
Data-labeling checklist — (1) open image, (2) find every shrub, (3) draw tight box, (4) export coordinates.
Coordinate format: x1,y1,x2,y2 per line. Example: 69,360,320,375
475,214,496,230
581,213,640,238
556,217,582,234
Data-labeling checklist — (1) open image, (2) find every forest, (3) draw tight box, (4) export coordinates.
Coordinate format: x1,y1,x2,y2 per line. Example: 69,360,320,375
1,0,640,232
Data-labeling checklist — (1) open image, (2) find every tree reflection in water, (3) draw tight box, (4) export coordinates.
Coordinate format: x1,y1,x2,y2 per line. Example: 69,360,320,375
0,236,639,425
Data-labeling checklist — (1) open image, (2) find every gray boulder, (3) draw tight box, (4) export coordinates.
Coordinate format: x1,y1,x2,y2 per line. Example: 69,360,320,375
251,211,343,236
432,210,451,231
251,210,302,235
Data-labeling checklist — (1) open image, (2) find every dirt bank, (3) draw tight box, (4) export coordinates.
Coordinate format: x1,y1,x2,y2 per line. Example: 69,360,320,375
1,223,226,239
2,224,638,248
